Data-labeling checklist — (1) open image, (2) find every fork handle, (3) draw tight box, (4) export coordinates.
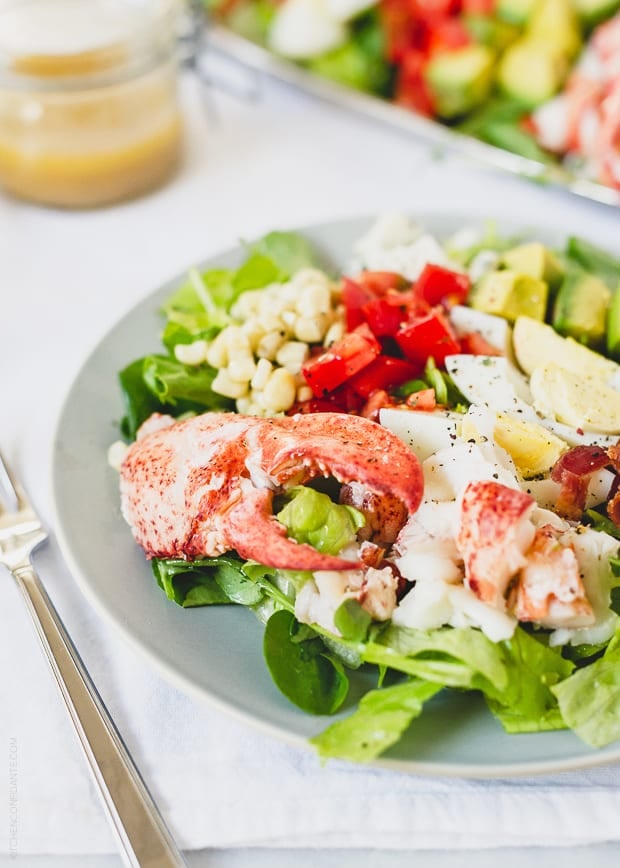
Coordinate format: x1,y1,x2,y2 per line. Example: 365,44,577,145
13,562,188,868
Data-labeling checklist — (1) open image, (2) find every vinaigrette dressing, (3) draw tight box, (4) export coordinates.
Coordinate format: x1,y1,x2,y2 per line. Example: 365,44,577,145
0,0,183,208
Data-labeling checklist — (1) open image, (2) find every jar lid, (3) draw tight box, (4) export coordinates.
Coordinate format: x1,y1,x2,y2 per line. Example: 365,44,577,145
0,0,180,82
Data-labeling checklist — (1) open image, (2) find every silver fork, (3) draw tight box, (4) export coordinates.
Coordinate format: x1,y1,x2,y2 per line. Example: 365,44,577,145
0,451,188,868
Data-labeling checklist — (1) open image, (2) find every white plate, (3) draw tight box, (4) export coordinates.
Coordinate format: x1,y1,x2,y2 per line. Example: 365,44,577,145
51,214,620,777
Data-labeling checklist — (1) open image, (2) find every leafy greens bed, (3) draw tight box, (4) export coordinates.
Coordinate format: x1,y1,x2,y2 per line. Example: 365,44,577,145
116,222,620,762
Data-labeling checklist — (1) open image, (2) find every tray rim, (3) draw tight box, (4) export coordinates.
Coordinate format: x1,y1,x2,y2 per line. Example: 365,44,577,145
205,23,620,210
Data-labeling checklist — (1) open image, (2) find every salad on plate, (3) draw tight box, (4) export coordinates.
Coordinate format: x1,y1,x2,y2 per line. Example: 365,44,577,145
206,0,620,194
111,214,620,763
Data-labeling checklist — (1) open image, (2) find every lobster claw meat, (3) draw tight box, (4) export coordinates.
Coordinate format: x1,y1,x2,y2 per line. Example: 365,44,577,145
120,411,423,571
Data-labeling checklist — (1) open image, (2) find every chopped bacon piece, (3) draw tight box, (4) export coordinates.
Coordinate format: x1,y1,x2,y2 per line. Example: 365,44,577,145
551,444,612,521
607,442,620,472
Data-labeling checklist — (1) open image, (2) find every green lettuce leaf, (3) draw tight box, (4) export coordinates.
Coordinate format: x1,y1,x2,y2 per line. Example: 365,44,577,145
311,679,442,762
249,231,320,277
552,627,620,747
361,625,509,694
263,610,349,715
141,355,228,408
152,556,264,607
485,629,573,733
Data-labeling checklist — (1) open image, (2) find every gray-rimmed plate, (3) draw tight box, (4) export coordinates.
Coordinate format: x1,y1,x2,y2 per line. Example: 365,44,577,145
51,214,620,777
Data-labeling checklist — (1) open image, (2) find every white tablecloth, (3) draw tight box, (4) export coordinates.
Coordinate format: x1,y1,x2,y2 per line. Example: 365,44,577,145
2,72,620,858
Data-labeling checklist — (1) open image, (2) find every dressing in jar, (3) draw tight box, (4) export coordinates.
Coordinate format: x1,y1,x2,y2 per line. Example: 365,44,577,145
0,0,184,207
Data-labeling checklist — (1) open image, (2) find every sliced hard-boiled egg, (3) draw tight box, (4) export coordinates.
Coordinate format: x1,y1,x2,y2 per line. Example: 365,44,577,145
446,352,619,447
445,354,537,418
530,364,620,434
379,408,460,462
493,413,568,479
448,305,512,355
460,409,568,479
268,0,347,59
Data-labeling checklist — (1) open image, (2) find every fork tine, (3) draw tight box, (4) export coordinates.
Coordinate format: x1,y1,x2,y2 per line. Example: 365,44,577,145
0,451,22,512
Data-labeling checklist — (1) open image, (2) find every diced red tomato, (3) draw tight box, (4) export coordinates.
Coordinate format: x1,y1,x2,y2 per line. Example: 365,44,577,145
427,18,471,55
415,263,471,307
302,324,381,397
287,384,363,416
394,49,436,116
356,271,408,295
460,331,503,356
380,0,425,63
341,277,374,331
362,293,412,336
406,388,437,410
462,0,495,14
395,309,461,366
360,389,397,421
348,356,421,398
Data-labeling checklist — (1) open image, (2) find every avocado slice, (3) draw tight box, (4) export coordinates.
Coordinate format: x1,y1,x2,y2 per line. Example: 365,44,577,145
464,15,519,51
497,0,537,25
552,270,611,347
529,0,582,60
424,44,495,119
607,290,620,359
470,270,548,323
573,0,620,28
498,39,568,107
502,243,565,293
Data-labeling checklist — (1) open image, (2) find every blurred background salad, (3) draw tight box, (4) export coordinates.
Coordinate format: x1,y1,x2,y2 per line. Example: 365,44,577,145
205,0,620,192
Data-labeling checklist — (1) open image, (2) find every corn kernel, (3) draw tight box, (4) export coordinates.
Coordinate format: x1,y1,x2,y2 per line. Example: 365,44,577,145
205,331,229,368
257,330,287,360
296,385,313,403
294,315,327,344
276,341,309,375
295,281,331,318
231,290,262,320
262,368,297,412
107,440,129,472
251,358,273,390
173,339,209,366
227,353,257,384
323,321,344,347
212,369,249,400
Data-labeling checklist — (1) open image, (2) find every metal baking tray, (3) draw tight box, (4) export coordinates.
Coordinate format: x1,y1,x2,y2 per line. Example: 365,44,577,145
205,23,620,209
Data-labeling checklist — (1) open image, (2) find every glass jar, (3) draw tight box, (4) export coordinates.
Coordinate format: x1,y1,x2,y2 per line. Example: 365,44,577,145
0,0,184,207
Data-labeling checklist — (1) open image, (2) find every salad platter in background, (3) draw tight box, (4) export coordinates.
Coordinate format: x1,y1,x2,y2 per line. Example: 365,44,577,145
52,214,620,775
203,0,620,207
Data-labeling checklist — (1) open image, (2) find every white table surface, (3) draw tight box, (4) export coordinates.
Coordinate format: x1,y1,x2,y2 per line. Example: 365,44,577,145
2,66,620,867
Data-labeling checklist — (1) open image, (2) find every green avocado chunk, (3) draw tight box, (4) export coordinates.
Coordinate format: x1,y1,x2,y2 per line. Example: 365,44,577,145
470,270,549,323
498,39,568,107
606,289,620,359
573,0,620,28
553,271,612,347
424,44,495,119
502,242,565,293
497,0,537,25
